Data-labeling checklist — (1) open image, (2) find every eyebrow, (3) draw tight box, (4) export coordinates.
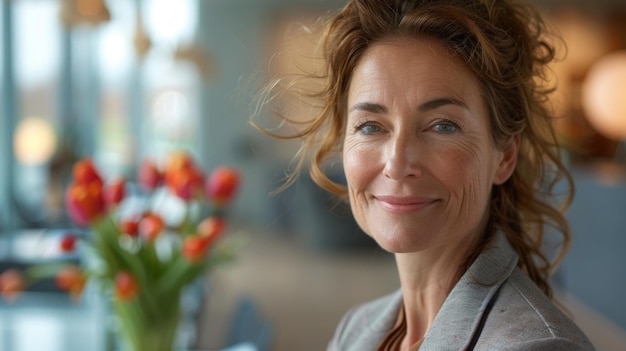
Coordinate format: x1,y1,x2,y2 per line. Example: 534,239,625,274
348,102,387,114
418,97,468,111
348,97,467,114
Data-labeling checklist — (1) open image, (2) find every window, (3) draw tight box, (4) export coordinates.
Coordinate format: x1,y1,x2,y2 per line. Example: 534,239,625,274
12,1,62,227
1,0,203,230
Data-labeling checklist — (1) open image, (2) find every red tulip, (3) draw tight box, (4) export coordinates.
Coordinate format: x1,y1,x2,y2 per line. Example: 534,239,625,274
55,265,86,299
104,178,126,207
119,219,139,237
114,271,138,301
72,158,103,186
182,236,211,263
138,159,162,191
197,216,225,240
59,234,78,252
138,213,165,241
0,269,25,302
66,180,105,226
206,167,240,205
184,217,225,263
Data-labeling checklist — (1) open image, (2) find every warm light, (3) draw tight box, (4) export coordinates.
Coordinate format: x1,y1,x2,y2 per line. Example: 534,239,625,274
582,51,626,141
59,0,110,27
14,117,58,165
76,0,103,17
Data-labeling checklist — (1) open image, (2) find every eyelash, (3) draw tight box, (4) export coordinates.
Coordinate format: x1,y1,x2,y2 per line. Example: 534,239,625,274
352,119,382,135
432,118,461,134
350,117,462,135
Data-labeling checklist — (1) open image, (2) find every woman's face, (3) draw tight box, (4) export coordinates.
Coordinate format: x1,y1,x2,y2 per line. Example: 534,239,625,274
343,36,516,254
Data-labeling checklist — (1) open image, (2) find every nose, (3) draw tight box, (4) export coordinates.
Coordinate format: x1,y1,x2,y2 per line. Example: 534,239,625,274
383,132,423,180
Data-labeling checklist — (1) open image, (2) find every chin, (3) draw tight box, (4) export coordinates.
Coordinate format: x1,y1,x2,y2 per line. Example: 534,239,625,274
358,221,431,253
371,233,434,254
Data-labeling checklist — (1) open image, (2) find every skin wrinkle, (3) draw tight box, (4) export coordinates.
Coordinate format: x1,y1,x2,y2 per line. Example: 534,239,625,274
343,35,519,347
345,42,497,251
253,1,585,348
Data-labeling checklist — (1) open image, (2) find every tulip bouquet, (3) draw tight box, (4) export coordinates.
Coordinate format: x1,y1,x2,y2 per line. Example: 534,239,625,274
1,151,241,351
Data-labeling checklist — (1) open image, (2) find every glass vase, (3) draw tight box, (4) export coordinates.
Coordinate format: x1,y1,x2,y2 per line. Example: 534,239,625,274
112,289,182,351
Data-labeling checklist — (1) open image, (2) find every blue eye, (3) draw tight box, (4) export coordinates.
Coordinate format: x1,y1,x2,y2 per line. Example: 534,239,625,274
432,121,459,134
355,122,382,135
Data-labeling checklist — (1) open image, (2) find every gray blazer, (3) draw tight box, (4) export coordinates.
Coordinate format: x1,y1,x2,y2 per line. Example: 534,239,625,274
327,232,595,350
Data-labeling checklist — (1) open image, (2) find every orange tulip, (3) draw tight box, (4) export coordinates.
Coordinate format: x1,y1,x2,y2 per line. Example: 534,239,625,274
164,151,196,187
182,236,211,263
138,158,162,191
66,180,106,226
104,178,126,207
114,271,138,301
197,216,225,241
205,166,240,205
184,216,225,263
162,151,206,201
72,158,103,186
167,166,205,200
0,269,25,302
138,213,165,241
55,265,87,299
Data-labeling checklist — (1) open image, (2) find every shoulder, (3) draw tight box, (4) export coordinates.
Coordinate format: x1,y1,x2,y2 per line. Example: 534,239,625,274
474,267,596,350
327,290,401,351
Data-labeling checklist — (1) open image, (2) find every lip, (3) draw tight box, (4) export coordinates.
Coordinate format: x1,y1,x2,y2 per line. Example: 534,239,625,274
375,195,438,214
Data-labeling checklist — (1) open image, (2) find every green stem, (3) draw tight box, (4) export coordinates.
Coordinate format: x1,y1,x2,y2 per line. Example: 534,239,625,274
94,217,147,282
114,293,181,351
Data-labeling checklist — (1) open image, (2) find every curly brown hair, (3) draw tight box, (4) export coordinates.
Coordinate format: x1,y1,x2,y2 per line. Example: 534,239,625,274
257,0,573,298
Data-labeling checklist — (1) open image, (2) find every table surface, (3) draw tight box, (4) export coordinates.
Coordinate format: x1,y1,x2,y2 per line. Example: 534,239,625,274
0,290,249,351
0,291,109,351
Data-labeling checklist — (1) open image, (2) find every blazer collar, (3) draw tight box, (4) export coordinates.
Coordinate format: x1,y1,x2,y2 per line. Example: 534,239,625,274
358,290,404,346
419,231,519,350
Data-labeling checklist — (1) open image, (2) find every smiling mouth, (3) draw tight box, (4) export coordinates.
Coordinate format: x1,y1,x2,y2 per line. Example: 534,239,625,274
375,196,438,214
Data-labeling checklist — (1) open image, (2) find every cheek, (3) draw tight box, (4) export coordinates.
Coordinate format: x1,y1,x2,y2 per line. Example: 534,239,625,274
343,150,368,198
343,143,377,190
342,145,379,221
440,148,494,210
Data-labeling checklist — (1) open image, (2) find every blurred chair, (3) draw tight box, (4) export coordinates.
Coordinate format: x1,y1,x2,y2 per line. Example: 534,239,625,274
225,297,272,351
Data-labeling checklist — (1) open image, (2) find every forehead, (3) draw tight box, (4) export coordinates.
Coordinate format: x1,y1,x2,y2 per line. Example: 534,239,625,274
348,36,482,104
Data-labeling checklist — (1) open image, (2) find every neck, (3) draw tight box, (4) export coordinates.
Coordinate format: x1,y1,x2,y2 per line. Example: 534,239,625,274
394,230,483,345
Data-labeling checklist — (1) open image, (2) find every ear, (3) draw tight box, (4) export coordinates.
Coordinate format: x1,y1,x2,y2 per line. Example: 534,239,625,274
493,136,519,185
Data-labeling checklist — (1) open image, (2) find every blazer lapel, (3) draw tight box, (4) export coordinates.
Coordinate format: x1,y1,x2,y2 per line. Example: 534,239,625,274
419,232,519,351
359,289,404,346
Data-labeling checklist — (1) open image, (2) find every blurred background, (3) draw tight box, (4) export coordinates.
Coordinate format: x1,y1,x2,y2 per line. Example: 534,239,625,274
0,0,625,350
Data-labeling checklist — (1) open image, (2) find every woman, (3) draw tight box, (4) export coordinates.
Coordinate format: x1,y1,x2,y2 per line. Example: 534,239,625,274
258,0,595,349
